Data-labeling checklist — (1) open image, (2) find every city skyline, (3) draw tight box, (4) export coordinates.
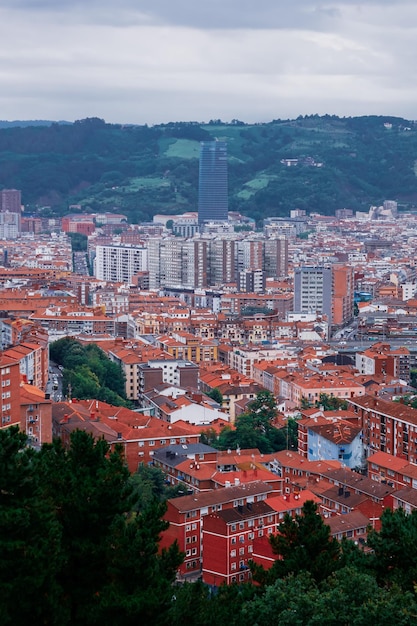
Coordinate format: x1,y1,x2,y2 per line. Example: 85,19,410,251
1,2,417,125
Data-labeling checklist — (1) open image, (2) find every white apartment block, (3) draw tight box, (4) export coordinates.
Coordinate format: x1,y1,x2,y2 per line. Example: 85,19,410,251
95,245,147,283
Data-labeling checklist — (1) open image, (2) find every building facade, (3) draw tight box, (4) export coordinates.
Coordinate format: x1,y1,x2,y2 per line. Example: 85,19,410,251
198,141,228,225
95,245,148,283
293,266,333,324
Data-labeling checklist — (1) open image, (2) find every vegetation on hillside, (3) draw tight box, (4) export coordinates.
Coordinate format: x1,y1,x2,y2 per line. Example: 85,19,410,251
1,115,417,222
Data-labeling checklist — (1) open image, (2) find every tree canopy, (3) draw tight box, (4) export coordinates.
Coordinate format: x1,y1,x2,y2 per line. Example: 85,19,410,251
0,426,182,626
50,337,129,406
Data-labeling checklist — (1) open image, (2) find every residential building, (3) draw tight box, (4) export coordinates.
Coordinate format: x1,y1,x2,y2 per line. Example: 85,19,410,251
349,395,417,463
293,266,333,325
332,264,354,327
202,500,276,585
264,237,289,278
303,421,363,469
20,383,52,446
0,354,21,429
160,481,273,578
52,399,201,471
0,188,21,213
95,244,148,283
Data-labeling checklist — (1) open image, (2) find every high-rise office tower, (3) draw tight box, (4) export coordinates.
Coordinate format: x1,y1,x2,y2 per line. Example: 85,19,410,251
198,141,228,225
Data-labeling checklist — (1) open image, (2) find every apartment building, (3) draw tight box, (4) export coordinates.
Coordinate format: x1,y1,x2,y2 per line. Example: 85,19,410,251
348,395,417,463
0,355,21,430
20,383,52,446
367,450,417,490
95,244,148,283
294,266,332,322
52,399,201,471
355,342,410,381
160,482,273,578
202,500,277,585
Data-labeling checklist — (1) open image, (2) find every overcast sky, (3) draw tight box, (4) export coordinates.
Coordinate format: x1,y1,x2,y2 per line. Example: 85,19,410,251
1,1,417,125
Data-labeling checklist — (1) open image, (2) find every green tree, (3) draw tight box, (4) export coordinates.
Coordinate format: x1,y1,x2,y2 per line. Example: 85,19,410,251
253,500,341,585
33,430,183,625
316,393,348,411
246,390,277,428
207,387,223,405
68,232,88,251
0,427,64,625
367,506,417,591
244,568,417,626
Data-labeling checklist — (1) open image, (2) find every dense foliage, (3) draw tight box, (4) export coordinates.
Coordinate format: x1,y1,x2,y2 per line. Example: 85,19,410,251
2,426,417,624
50,337,129,406
1,115,417,222
0,427,182,626
202,390,298,453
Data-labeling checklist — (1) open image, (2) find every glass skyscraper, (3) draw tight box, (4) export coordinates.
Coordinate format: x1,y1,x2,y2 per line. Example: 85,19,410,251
198,141,228,225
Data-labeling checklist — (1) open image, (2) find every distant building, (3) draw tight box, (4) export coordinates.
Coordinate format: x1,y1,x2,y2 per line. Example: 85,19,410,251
0,188,21,214
0,211,20,239
95,244,148,283
198,141,228,225
294,266,333,324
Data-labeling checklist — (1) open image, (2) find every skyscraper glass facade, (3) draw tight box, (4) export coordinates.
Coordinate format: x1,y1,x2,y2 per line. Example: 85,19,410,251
198,141,228,224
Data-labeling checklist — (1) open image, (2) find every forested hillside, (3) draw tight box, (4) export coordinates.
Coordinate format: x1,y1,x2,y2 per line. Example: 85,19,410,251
1,114,416,223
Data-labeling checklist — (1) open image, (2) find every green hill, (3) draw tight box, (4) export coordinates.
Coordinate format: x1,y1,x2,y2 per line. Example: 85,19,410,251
0,114,416,223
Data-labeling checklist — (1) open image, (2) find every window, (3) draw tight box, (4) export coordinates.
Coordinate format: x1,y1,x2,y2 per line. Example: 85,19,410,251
239,547,244,556
230,550,236,558
231,537,236,545
231,524,236,532
191,548,197,555
231,564,236,572
248,545,253,553
186,550,191,557
149,440,155,446
239,522,245,530
186,525,191,532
